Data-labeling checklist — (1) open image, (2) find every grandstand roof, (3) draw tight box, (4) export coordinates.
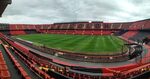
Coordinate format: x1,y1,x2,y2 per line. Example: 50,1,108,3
0,0,11,17
54,21,103,24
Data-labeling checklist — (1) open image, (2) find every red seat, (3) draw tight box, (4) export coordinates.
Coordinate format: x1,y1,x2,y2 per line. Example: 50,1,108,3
0,65,8,71
13,59,17,64
15,62,21,67
18,67,24,72
44,74,51,79
22,71,28,78
25,76,32,79
18,67,29,78
0,60,6,65
1,70,11,79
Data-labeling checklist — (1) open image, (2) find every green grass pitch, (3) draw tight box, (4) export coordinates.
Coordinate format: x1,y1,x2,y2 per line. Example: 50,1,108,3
15,34,127,55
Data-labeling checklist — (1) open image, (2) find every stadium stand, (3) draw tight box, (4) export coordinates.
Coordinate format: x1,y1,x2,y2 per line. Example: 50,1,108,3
129,31,150,41
112,23,122,29
122,31,139,39
0,50,11,79
0,23,10,35
143,20,150,29
10,30,26,35
0,19,150,79
24,30,39,34
3,45,31,79
0,33,55,79
121,22,132,29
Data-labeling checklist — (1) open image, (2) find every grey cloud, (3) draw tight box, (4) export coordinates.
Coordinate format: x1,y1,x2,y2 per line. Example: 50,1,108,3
0,0,150,24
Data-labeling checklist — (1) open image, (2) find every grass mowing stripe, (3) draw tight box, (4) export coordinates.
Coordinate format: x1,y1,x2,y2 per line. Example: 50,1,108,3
96,36,104,51
79,36,97,53
95,36,100,49
91,36,100,52
74,36,94,52
101,36,107,50
108,36,120,51
113,36,125,45
72,36,90,50
50,35,82,46
87,36,99,52
62,36,88,50
110,36,121,47
47,35,89,49
44,35,77,46
104,36,116,51
53,36,86,50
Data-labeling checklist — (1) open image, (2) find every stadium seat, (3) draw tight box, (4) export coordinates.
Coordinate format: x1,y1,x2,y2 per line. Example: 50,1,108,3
1,70,11,79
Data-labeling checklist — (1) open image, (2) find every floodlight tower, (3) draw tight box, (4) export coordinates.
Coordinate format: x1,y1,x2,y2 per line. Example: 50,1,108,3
89,21,92,23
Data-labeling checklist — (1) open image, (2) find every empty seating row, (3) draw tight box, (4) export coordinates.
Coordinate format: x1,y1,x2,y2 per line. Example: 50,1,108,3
128,21,147,30
114,63,150,79
129,31,150,41
0,50,11,79
121,23,132,29
122,31,139,39
10,30,26,35
39,30,114,35
0,23,9,30
66,69,114,79
144,20,150,29
38,23,103,30
111,23,121,29
9,24,36,30
24,30,39,34
3,45,31,79
28,51,65,78
11,47,52,79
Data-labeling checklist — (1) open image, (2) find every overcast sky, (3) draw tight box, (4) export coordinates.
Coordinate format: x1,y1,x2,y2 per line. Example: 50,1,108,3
0,0,150,24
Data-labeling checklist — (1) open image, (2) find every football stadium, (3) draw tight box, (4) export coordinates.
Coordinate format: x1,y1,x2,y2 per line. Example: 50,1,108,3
0,0,150,79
